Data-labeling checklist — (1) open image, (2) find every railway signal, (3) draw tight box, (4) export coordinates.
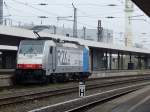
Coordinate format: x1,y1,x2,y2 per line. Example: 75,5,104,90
79,81,86,97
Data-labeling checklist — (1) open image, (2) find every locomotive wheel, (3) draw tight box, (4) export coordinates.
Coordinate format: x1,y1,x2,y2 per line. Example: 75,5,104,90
45,76,50,84
40,75,49,84
57,74,66,82
13,75,21,84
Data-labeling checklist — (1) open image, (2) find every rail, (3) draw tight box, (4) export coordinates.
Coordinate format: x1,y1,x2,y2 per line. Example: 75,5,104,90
0,75,150,107
29,82,150,112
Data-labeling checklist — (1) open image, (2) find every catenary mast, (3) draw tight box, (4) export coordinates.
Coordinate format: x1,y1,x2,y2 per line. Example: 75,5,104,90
0,0,3,25
125,0,134,47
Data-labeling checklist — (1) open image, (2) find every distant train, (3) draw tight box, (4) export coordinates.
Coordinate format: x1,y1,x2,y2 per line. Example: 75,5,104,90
15,38,91,83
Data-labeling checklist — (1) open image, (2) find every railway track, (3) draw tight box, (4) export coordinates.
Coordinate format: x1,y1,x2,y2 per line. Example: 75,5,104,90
0,75,150,107
0,69,150,88
66,83,149,112
29,82,150,112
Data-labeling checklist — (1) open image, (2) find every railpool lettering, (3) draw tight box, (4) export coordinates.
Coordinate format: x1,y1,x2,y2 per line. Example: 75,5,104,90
57,48,83,66
57,49,70,65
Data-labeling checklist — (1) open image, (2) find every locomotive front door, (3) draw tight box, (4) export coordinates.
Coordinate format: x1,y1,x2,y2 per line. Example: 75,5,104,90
48,46,53,73
52,47,56,72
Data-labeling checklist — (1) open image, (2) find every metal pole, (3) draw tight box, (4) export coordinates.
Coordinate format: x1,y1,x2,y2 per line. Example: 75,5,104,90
53,25,56,34
121,53,124,69
105,52,108,70
0,0,3,25
129,54,132,63
83,26,86,39
97,20,103,42
109,52,112,70
72,3,77,38
124,0,134,47
144,56,148,69
118,52,120,70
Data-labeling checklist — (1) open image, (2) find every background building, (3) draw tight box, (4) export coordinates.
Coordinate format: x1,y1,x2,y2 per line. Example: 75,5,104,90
30,25,113,44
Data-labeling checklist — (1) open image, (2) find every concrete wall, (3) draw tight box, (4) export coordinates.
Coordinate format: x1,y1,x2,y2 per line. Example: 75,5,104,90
91,69,150,78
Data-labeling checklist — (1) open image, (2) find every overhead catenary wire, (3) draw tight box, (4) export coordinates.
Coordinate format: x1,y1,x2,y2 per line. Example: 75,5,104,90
9,0,122,28
3,10,94,28
77,8,125,19
4,2,56,20
10,0,124,17
11,0,59,17
9,0,125,20
5,2,96,28
4,1,11,16
4,1,39,17
3,0,149,37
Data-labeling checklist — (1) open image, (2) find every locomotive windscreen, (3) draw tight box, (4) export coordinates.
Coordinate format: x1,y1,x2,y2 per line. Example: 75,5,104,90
19,41,44,54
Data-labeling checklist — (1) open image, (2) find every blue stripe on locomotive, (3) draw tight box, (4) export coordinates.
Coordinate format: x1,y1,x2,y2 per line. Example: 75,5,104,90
83,48,89,72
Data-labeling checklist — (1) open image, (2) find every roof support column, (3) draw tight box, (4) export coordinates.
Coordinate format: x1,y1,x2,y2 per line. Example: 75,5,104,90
109,52,112,70
121,53,124,70
1,52,6,68
90,48,93,71
129,54,132,63
128,53,134,70
0,52,2,68
144,55,148,69
138,55,142,69
118,52,120,70
105,51,108,70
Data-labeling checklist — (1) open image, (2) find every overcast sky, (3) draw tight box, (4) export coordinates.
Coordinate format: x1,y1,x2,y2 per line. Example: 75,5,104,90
3,0,150,48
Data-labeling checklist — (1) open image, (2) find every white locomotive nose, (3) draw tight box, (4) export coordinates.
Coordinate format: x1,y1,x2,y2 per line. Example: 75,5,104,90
17,54,43,69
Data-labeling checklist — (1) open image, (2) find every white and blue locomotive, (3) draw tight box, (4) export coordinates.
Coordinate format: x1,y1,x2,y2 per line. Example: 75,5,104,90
15,39,91,83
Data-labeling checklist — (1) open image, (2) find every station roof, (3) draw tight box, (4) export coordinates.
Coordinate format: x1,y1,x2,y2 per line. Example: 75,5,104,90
132,0,150,17
38,32,150,55
0,45,17,51
0,25,150,55
0,25,36,46
0,25,35,38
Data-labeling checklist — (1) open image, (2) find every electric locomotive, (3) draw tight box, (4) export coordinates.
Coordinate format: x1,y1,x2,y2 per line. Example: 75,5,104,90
15,38,91,83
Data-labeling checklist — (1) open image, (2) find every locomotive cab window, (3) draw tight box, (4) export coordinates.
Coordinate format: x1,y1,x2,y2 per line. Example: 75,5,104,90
19,41,44,54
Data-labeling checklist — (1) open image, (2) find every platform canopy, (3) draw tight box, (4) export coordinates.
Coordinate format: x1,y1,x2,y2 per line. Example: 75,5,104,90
0,25,150,55
0,25,36,46
0,45,17,51
38,32,150,55
132,0,150,17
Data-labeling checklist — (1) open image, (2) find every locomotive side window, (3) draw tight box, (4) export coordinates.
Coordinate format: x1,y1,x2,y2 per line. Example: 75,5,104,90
49,47,53,54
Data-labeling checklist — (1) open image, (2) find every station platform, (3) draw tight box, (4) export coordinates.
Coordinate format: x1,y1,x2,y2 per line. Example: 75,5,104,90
0,69,150,87
0,69,15,75
0,69,14,87
86,84,150,112
0,75,12,87
91,69,150,78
